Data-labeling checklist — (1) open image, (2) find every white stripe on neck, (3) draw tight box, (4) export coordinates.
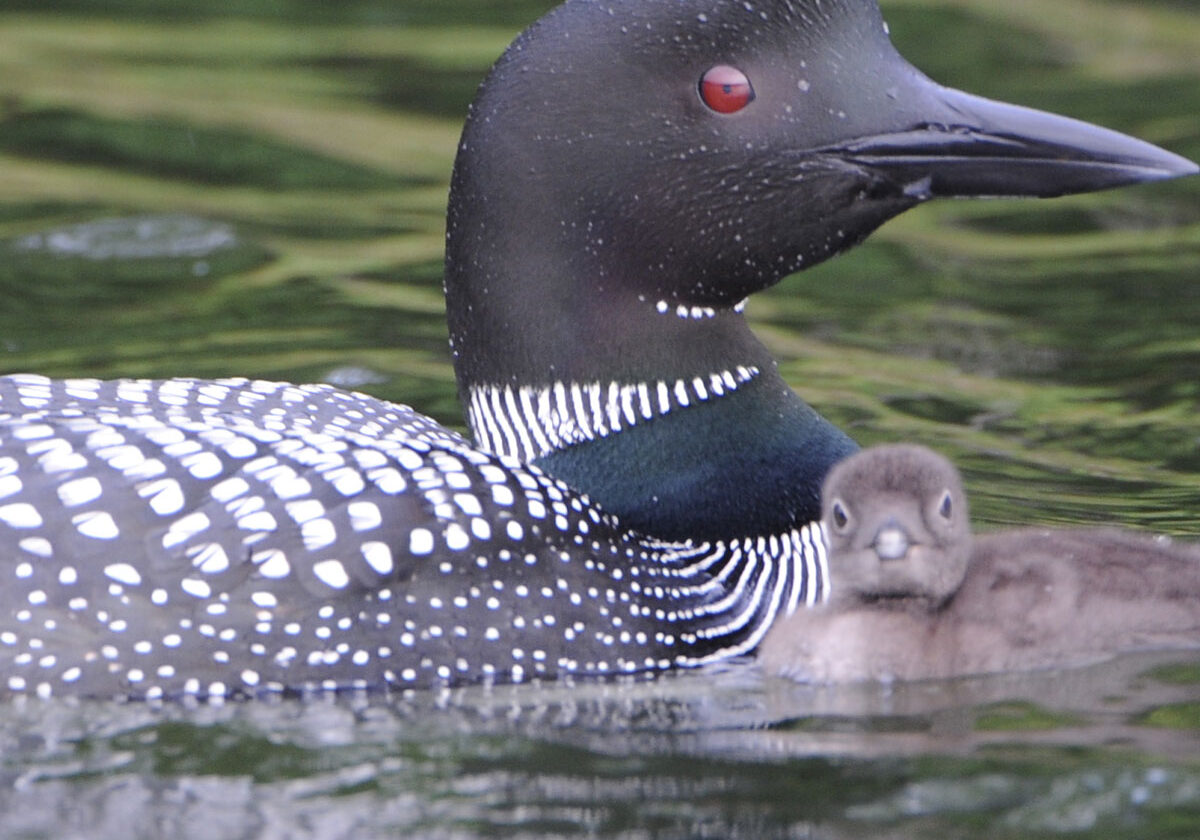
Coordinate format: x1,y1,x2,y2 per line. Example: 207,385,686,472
467,366,761,462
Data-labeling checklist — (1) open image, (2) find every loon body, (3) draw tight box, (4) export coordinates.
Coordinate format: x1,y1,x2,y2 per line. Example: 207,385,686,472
0,377,825,698
1,0,1196,699
760,445,1200,683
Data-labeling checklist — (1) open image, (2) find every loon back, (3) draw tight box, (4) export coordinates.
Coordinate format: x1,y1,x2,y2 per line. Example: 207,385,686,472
1,0,1196,698
0,376,825,698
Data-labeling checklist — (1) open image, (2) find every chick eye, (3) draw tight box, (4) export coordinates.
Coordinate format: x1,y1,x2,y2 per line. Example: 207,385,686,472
937,490,954,521
829,499,850,531
699,65,755,114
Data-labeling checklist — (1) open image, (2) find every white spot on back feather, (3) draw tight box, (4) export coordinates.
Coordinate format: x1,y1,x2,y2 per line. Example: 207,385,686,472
74,511,120,540
361,542,394,575
0,501,43,528
104,563,142,586
347,501,382,532
313,559,350,589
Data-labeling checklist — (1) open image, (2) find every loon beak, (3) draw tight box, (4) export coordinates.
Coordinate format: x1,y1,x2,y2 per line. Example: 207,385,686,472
871,519,912,562
832,85,1198,199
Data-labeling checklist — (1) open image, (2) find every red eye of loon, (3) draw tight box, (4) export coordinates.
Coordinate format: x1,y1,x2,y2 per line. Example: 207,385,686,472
699,65,755,114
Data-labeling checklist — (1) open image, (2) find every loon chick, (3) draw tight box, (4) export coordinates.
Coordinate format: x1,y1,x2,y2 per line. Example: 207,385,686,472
760,445,1200,683
2,0,1197,700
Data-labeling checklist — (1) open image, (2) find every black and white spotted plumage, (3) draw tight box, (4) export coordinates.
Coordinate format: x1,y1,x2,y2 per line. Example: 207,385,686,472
0,375,826,699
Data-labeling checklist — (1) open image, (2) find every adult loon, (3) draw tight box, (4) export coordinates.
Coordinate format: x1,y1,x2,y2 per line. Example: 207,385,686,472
759,445,1200,682
1,0,1196,699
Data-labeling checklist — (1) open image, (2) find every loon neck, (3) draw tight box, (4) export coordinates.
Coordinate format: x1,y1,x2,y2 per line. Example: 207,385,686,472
465,361,765,464
534,369,856,542
444,189,857,540
444,242,855,540
460,292,769,463
446,256,777,388
443,54,858,541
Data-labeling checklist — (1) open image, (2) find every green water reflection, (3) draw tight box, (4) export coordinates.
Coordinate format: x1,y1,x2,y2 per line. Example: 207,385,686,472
0,0,1198,837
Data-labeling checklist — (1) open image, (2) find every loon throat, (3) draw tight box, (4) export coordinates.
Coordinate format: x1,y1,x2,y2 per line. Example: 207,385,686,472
466,366,761,462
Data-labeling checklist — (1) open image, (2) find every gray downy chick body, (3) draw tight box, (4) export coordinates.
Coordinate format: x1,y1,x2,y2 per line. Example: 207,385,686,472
760,444,1200,683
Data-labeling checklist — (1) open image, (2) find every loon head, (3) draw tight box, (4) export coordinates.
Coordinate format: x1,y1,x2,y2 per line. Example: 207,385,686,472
443,0,1194,541
445,0,1196,387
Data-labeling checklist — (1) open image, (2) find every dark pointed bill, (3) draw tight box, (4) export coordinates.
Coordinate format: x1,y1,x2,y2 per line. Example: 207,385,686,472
834,85,1198,199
